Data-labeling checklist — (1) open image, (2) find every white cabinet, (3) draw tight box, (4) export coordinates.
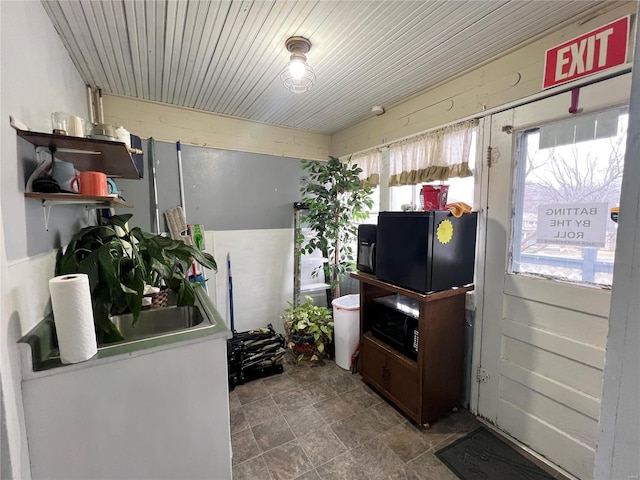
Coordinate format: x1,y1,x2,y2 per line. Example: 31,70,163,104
21,336,232,479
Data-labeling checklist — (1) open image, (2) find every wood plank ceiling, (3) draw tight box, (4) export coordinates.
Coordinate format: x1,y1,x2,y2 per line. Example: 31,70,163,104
42,0,624,135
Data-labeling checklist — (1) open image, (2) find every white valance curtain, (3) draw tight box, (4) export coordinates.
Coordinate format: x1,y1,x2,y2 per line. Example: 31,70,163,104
388,119,478,186
348,149,382,187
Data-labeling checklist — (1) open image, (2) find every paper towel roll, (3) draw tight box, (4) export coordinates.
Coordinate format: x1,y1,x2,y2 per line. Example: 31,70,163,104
49,274,98,364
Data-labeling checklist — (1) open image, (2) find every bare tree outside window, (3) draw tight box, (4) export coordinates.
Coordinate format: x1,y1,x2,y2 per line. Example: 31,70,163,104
512,109,627,286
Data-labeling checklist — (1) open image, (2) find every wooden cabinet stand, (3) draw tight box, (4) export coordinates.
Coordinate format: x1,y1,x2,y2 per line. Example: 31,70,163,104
351,271,472,426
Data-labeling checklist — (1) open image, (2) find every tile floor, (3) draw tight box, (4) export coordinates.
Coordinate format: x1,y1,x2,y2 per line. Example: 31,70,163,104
229,356,482,480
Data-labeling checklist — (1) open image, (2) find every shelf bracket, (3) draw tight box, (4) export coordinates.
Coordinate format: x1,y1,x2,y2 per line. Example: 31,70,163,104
40,199,111,231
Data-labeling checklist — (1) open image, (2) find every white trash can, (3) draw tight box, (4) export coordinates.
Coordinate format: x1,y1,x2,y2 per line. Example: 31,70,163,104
332,294,360,370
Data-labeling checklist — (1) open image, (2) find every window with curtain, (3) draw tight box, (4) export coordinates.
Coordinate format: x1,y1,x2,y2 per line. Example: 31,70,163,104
348,149,382,187
388,119,478,186
347,149,381,222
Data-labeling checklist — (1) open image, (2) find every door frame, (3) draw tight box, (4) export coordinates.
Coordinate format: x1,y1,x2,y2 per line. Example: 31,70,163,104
469,73,632,418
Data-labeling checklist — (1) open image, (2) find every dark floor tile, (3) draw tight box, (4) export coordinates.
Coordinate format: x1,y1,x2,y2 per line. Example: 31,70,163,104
273,388,314,414
306,380,339,404
407,452,459,480
230,405,250,435
441,409,481,433
243,396,282,428
263,373,298,395
283,406,327,437
351,437,416,480
339,385,382,412
315,452,370,480
298,425,347,467
421,411,463,434
312,360,346,380
229,390,241,409
233,455,271,480
324,373,361,394
231,427,260,465
294,470,321,480
364,401,407,434
429,432,464,452
380,422,436,463
314,396,356,424
289,368,323,385
252,417,295,453
330,412,379,450
263,440,314,480
235,380,269,405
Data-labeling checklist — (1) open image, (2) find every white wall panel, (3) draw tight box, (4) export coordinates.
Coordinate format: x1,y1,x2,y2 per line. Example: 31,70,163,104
210,229,293,334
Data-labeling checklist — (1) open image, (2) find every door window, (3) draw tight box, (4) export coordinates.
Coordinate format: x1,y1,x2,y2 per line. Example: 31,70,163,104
510,107,627,287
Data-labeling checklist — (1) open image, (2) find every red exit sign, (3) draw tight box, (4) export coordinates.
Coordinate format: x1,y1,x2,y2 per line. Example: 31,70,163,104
543,16,629,89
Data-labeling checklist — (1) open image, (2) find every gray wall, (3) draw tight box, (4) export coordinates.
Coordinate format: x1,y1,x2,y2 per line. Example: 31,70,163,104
18,141,91,259
117,140,304,233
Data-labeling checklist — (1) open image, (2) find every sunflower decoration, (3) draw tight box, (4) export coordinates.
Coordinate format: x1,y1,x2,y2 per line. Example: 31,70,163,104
436,219,454,245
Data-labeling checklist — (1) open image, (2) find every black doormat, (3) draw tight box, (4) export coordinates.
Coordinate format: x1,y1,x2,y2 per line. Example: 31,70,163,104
435,427,555,480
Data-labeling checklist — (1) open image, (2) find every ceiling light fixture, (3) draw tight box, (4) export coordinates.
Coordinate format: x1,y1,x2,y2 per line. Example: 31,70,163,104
280,36,316,94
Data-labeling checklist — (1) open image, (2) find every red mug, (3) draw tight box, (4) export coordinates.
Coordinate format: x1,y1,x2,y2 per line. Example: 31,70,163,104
70,171,108,196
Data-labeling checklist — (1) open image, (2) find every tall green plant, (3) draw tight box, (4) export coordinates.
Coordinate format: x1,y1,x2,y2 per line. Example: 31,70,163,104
300,156,373,300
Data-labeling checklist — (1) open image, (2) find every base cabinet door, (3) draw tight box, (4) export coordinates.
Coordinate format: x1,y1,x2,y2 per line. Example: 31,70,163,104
360,334,420,421
386,354,420,417
360,334,387,392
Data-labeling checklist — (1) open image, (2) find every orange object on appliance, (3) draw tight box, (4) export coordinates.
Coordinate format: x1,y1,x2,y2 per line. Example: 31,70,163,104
446,202,472,218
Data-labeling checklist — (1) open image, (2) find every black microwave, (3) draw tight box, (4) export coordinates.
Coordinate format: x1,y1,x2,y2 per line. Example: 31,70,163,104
357,224,377,274
370,294,419,360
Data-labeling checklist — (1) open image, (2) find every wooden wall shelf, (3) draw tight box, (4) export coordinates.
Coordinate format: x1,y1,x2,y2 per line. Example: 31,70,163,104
17,129,140,179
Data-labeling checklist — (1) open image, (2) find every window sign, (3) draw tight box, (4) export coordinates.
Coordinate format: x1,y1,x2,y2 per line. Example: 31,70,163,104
536,202,608,247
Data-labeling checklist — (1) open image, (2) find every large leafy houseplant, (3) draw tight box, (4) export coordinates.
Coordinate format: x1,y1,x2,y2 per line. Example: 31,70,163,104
300,156,373,301
55,214,217,344
281,296,333,362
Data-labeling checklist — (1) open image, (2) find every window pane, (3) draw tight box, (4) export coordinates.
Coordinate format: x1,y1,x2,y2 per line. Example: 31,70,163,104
511,108,627,287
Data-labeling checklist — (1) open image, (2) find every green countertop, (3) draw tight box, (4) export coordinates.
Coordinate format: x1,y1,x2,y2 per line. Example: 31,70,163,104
18,285,231,374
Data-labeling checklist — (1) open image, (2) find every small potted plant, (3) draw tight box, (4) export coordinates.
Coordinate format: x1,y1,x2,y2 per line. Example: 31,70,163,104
55,214,217,344
281,296,334,362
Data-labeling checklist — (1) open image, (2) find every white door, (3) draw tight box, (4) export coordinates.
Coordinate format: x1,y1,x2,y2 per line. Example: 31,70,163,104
475,74,631,480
